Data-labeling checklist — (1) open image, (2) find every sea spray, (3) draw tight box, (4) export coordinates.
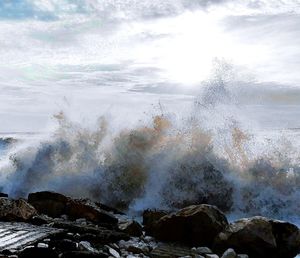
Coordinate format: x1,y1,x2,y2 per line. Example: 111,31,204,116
0,106,299,220
0,69,300,219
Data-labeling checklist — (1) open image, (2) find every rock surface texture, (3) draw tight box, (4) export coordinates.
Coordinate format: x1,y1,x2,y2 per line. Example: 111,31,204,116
152,204,229,246
0,191,298,258
214,216,300,258
0,198,37,221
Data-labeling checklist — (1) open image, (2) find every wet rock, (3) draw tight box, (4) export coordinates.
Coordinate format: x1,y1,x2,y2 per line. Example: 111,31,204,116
205,255,219,258
221,248,236,258
19,247,58,258
152,204,228,247
49,239,78,252
270,218,300,258
236,255,248,258
142,209,167,235
75,218,87,225
0,193,8,198
28,192,119,226
52,221,129,244
106,246,120,258
37,243,49,248
214,216,300,258
118,220,143,237
30,214,53,225
126,245,147,255
118,239,152,256
150,243,193,258
2,249,18,256
66,199,118,226
28,191,69,218
0,198,37,221
60,251,108,258
192,247,213,254
95,202,124,215
78,241,99,254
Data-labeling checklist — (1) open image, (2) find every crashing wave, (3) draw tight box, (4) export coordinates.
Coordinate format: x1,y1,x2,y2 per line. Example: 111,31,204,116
0,105,299,220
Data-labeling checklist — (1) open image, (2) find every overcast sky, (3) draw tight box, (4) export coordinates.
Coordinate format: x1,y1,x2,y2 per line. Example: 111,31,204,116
1,0,300,132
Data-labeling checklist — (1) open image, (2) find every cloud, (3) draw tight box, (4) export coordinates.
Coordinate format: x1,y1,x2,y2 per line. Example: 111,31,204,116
0,0,56,20
1,0,300,22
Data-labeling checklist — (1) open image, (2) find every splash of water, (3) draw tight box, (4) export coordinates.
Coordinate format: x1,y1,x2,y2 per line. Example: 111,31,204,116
0,76,300,221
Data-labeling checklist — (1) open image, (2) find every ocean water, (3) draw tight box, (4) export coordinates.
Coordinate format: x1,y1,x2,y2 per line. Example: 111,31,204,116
0,1,300,229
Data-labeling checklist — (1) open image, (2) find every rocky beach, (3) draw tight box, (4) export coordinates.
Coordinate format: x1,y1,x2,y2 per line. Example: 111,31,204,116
0,191,298,258
1,1,300,257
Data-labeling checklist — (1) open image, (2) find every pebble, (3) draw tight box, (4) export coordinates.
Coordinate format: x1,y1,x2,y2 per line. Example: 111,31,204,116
143,236,154,243
75,218,87,225
107,246,120,258
221,248,236,258
61,214,68,220
194,247,213,254
205,255,219,258
37,243,48,248
78,241,98,254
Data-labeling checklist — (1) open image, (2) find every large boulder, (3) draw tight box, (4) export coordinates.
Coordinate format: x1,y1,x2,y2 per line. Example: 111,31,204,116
0,198,37,221
152,204,228,246
118,220,143,237
19,247,58,258
66,199,118,225
271,219,300,258
214,216,300,258
143,209,168,235
28,191,69,218
28,192,118,226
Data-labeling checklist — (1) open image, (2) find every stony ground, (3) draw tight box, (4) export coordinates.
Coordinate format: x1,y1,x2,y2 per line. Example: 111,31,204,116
0,191,298,258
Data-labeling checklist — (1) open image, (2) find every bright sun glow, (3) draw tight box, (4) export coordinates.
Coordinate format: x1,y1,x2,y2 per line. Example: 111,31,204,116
158,11,226,84
130,10,270,86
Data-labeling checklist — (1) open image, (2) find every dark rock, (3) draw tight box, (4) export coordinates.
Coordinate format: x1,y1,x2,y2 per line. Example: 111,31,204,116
192,247,213,254
0,198,37,221
95,202,124,215
152,204,228,247
105,246,120,258
28,191,69,218
118,220,143,237
221,248,236,258
0,193,8,198
30,214,53,225
78,241,98,253
142,209,168,235
126,245,146,254
150,243,194,258
66,199,118,225
77,233,98,242
52,221,130,244
19,247,58,258
60,251,108,258
271,219,300,258
49,239,78,252
28,192,118,226
214,216,300,258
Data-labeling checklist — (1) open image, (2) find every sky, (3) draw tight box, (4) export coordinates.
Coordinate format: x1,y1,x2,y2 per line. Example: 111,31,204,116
1,0,300,132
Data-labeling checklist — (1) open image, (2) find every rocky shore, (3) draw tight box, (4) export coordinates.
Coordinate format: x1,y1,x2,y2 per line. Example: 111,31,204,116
0,191,298,258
